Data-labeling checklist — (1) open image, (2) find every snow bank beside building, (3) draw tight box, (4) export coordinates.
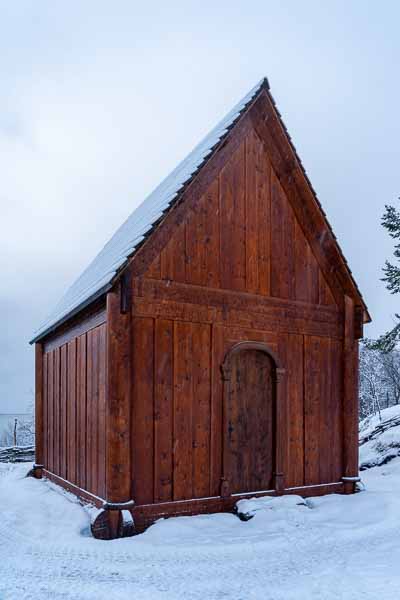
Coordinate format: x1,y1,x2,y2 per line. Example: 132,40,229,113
2,409,400,598
1,458,400,598
359,404,400,470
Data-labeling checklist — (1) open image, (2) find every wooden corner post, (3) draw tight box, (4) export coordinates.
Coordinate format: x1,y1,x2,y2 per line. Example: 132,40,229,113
92,276,134,539
33,343,44,478
342,295,360,494
274,366,287,494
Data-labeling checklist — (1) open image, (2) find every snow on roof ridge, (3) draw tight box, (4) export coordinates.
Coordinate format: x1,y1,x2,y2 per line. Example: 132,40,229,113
31,78,266,343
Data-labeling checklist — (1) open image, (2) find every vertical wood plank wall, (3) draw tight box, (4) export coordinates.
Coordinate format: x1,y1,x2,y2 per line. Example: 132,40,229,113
132,317,344,505
42,323,107,498
145,128,336,308
132,120,346,506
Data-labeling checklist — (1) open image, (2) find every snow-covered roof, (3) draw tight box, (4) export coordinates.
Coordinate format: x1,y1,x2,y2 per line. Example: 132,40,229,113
31,78,267,343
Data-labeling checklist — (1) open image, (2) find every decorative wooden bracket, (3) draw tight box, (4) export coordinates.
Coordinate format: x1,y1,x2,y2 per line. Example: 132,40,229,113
120,270,132,314
354,305,364,340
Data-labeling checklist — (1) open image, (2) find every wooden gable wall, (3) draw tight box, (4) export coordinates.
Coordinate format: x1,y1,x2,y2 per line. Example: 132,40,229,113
144,127,336,307
128,119,345,508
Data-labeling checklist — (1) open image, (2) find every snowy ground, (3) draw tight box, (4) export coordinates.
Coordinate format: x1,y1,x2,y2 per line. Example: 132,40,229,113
2,411,400,599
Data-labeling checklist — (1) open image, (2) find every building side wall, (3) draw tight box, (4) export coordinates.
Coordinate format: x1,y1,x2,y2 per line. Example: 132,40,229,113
42,322,107,499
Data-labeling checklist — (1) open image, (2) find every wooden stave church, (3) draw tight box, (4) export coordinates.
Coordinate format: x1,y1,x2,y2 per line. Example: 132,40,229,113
31,78,370,539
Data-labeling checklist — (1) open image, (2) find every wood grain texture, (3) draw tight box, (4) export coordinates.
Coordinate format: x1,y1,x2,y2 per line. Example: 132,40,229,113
67,339,77,484
154,319,174,502
46,348,55,476
186,179,220,288
331,338,344,482
173,321,194,500
60,344,68,480
77,333,87,489
304,335,322,485
132,316,155,505
86,330,94,493
130,317,213,504
42,324,107,497
53,347,60,476
191,323,211,498
282,333,304,488
161,221,186,282
106,285,132,503
213,325,279,495
219,140,246,291
271,169,295,299
225,349,274,494
210,323,225,496
98,324,107,499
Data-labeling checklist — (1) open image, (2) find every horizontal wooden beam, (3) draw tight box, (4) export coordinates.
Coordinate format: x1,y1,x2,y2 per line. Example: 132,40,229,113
43,469,104,507
43,465,343,535
132,482,344,532
132,278,343,339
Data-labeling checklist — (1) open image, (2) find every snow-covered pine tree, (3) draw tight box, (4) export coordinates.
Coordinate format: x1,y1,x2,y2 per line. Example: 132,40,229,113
367,202,400,352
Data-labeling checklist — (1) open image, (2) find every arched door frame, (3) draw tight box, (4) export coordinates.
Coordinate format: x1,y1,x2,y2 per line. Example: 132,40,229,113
221,341,286,497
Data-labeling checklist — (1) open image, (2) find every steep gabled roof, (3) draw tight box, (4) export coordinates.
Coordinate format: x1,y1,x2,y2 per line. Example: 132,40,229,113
31,78,369,343
31,79,267,343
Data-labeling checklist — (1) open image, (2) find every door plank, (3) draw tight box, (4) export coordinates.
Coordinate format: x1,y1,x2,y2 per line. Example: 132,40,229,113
226,349,274,494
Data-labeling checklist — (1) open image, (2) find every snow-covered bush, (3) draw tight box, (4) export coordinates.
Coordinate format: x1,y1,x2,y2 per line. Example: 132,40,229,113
0,414,35,447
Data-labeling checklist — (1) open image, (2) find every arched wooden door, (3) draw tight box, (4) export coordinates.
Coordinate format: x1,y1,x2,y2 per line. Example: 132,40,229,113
221,342,284,497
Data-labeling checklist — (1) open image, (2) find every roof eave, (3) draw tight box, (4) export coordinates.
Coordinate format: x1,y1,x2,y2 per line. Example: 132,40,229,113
29,283,112,345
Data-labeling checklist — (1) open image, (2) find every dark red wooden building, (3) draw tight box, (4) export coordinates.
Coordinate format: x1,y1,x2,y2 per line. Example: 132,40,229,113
31,78,370,539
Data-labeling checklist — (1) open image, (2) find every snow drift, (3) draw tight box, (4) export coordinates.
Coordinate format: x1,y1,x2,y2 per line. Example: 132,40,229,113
1,407,400,598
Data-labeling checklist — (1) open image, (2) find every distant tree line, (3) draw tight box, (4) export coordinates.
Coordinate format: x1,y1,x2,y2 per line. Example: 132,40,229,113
359,199,400,421
359,344,400,420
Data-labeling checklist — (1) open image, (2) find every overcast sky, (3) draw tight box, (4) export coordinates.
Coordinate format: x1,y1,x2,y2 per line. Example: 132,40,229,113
1,1,400,413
